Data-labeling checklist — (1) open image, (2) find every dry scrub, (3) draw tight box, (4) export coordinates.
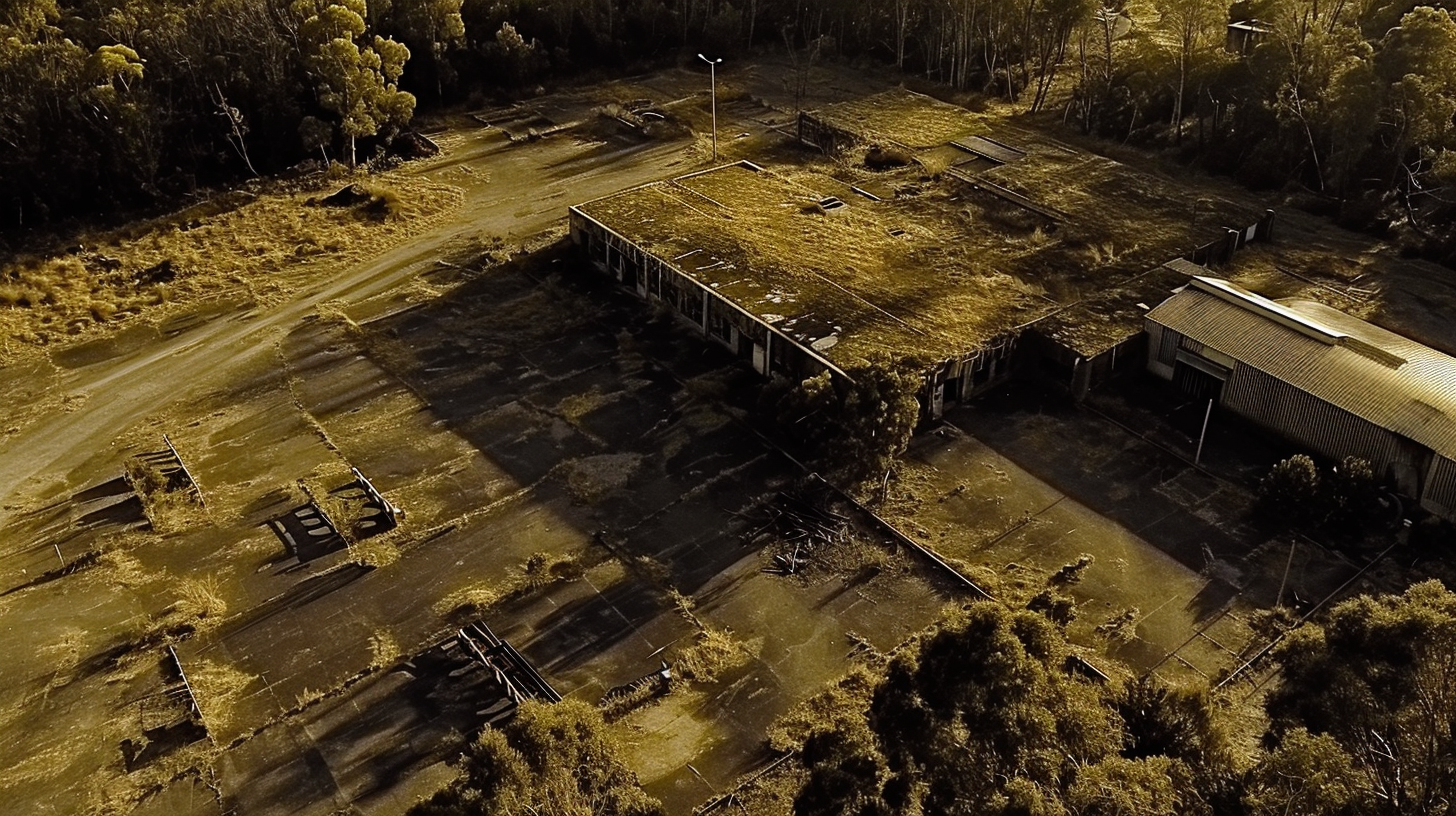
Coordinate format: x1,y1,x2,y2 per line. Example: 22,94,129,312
434,551,585,623
185,658,256,736
670,626,759,687
0,171,463,355
766,661,884,752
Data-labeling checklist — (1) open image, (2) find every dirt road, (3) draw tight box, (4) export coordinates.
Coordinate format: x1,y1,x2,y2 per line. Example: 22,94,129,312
0,58,889,518
0,65,918,816
0,130,696,521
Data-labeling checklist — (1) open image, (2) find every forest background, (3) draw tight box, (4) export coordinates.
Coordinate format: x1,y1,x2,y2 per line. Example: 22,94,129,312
3,0,1456,264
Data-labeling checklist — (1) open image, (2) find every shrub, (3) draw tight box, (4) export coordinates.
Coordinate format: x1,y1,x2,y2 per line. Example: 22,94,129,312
1257,454,1322,525
1258,454,1385,536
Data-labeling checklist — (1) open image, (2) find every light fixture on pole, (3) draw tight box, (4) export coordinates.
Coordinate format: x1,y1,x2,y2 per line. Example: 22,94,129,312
697,53,722,161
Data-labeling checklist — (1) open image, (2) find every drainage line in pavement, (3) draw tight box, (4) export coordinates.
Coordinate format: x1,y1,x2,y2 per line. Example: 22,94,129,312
808,473,995,601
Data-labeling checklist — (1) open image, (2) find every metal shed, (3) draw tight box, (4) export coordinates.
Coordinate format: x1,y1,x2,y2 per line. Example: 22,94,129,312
1146,276,1456,520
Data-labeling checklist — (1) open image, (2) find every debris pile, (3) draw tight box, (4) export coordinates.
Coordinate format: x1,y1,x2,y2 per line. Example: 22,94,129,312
743,491,850,575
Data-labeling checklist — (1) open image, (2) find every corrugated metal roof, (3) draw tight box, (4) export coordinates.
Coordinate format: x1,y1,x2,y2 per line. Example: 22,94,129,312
951,135,1026,165
1162,258,1208,277
1147,277,1456,459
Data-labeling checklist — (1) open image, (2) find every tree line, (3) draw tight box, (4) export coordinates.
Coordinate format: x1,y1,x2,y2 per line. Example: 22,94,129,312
789,580,1456,816
405,579,1456,816
4,0,1455,253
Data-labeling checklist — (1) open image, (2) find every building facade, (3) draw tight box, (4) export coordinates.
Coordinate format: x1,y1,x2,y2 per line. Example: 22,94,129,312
1146,276,1456,520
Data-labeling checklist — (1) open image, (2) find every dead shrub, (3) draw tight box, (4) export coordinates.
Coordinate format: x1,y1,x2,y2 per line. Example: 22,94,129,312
671,626,757,686
865,144,913,169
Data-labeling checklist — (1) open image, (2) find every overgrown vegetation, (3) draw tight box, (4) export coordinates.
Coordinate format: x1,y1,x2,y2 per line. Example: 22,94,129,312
780,580,1456,816
765,352,923,481
671,625,757,686
410,699,664,816
787,601,1223,816
6,0,1456,264
0,172,459,348
1256,579,1456,815
1257,453,1386,535
434,551,584,623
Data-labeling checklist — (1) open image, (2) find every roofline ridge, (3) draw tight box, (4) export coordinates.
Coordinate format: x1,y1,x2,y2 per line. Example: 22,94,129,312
1188,276,1344,346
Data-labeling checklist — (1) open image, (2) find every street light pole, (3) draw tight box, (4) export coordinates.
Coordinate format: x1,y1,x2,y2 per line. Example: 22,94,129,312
698,53,722,161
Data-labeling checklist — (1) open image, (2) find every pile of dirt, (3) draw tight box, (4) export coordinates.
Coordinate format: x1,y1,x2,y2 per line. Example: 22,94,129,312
315,184,374,208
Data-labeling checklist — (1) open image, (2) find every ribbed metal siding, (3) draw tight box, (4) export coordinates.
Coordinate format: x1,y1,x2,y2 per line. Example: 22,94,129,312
1224,364,1405,471
1148,289,1456,459
1426,456,1456,518
1145,321,1177,379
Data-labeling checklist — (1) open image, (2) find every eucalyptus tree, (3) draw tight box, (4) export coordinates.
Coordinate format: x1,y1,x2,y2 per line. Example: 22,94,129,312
1375,6,1456,216
1266,580,1456,815
292,0,415,166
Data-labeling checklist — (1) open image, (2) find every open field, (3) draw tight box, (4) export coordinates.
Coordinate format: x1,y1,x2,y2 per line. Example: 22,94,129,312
2,60,1455,816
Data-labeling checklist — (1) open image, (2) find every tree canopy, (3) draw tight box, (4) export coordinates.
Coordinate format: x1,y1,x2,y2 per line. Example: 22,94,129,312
410,698,664,816
4,0,1456,261
791,601,1226,816
1263,579,1456,815
787,581,1456,816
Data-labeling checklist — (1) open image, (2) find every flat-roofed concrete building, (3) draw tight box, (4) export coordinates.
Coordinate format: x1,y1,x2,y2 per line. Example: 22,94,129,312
570,160,1029,410
569,91,1271,419
1147,276,1456,520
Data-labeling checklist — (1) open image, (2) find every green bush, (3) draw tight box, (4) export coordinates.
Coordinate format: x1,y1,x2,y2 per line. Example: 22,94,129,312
410,699,662,816
1257,454,1384,535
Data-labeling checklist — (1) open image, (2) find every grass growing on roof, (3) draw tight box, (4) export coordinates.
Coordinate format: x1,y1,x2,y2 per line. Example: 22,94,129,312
808,89,994,150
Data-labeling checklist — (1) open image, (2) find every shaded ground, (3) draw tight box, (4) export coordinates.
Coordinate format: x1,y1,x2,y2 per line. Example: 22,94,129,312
348,255,959,813
0,84,711,816
908,377,1386,685
0,249,956,816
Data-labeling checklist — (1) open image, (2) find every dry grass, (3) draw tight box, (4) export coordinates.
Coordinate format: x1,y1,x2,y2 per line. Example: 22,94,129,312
809,88,992,150
581,88,1264,368
558,387,613,422
671,626,759,687
185,658,256,736
434,582,503,622
0,172,462,356
600,675,669,722
174,576,228,624
766,661,883,752
369,631,401,670
124,464,209,535
350,534,402,568
94,550,152,589
579,161,1049,365
720,761,805,816
1096,606,1142,642
433,551,584,623
297,466,358,535
788,532,898,583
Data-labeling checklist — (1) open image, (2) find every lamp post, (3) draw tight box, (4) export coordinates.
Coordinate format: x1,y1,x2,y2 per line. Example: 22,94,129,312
698,53,722,161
